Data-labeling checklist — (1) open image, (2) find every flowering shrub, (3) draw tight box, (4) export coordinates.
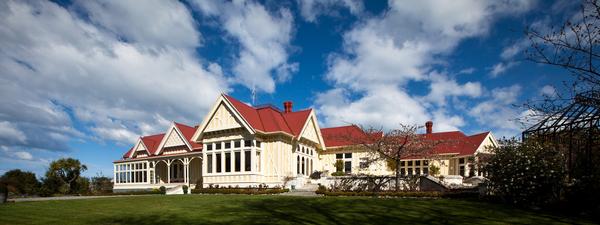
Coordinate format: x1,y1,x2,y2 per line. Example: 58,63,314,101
484,138,565,205
191,187,289,195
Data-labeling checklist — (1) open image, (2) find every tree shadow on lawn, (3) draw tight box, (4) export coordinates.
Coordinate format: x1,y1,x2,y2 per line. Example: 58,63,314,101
93,196,588,225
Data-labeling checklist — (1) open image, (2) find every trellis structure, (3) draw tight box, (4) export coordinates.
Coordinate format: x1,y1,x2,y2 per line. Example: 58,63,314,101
522,91,600,178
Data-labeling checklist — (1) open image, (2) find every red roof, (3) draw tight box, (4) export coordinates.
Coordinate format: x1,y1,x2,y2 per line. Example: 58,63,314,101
120,122,202,160
223,94,312,137
320,125,491,157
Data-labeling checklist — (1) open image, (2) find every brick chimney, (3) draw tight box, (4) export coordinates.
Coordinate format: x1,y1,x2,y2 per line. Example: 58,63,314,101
425,121,433,134
283,101,293,113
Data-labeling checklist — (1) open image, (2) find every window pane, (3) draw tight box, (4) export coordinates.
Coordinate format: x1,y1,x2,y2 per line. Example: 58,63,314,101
344,153,352,158
344,161,352,173
336,153,343,159
225,152,231,172
423,168,429,175
408,168,413,176
245,150,251,171
244,140,252,147
400,161,405,166
408,161,413,166
216,143,222,150
401,168,406,176
225,142,231,149
297,156,301,174
301,157,305,175
216,153,222,173
415,168,420,175
235,152,241,172
234,141,241,148
256,141,261,148
416,160,421,166
424,160,429,166
206,144,212,151
459,158,465,164
256,152,261,172
459,166,465,176
207,154,213,173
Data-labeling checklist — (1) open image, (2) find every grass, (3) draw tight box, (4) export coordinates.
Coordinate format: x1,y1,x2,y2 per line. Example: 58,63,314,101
0,195,594,225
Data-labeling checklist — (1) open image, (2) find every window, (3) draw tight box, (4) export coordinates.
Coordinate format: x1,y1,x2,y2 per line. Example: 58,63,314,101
408,161,413,166
206,144,213,151
234,141,241,148
359,157,369,169
459,166,465,177
401,168,406,176
207,154,213,173
234,152,241,172
400,161,405,166
301,157,305,175
344,161,352,173
423,167,429,175
408,168,413,176
416,160,421,166
297,156,301,174
244,150,252,171
216,153,222,173
336,153,343,159
244,140,252,147
256,152,261,172
423,160,429,166
216,143,222,150
459,158,465,164
225,142,231,149
256,141,261,148
225,152,231,172
415,168,420,175
344,153,352,158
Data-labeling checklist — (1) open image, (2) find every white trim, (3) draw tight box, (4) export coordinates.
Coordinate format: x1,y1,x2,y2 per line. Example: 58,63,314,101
297,110,326,149
192,94,256,142
155,122,194,155
129,138,151,158
474,132,498,154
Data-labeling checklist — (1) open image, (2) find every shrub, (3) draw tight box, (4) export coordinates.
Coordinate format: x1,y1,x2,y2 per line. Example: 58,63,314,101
0,169,40,196
429,165,440,177
159,186,166,195
331,171,346,176
315,184,327,194
334,160,344,173
484,138,565,206
191,187,289,195
310,171,323,179
182,185,188,194
91,176,113,194
321,191,443,198
0,183,7,203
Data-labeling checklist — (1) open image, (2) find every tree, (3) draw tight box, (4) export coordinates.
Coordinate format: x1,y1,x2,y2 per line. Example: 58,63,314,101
335,124,442,191
525,0,600,115
0,169,40,196
91,175,113,194
45,158,87,194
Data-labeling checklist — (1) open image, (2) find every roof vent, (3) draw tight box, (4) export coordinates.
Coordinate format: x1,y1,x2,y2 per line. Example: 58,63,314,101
283,101,293,113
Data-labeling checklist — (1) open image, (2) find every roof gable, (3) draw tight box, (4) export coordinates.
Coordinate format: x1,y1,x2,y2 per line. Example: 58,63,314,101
193,95,256,141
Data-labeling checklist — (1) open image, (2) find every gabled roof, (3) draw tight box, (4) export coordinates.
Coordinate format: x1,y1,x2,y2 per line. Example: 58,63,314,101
223,94,313,138
320,125,493,157
119,122,201,160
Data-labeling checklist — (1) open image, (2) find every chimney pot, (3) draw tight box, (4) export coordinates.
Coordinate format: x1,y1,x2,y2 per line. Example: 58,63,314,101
283,101,293,113
425,121,433,134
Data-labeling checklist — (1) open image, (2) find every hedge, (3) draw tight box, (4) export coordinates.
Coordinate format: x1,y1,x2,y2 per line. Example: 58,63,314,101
191,188,289,195
317,191,479,198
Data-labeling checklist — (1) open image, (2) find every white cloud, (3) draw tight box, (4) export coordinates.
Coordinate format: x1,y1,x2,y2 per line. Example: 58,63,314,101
76,0,200,49
540,85,557,97
297,0,363,22
0,121,26,144
0,0,228,149
12,151,33,161
317,0,535,132
192,0,296,93
490,62,518,77
426,71,483,106
469,85,524,138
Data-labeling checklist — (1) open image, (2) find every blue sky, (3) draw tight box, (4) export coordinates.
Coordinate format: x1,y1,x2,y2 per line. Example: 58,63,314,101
0,0,579,178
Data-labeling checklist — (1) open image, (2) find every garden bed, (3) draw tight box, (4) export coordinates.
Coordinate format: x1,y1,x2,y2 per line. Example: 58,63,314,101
192,188,289,195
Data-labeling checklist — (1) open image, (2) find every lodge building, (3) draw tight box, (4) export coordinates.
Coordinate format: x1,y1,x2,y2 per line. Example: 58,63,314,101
113,94,498,191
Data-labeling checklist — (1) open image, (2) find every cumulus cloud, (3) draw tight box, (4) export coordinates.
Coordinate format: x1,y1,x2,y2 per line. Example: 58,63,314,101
192,0,296,93
316,0,535,132
540,85,557,97
0,0,228,151
297,0,363,22
469,85,524,137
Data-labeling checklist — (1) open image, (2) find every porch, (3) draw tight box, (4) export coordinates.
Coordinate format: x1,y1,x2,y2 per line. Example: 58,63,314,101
113,154,202,190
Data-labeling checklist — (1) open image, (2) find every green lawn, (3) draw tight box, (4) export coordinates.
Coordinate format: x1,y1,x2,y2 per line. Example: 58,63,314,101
0,195,592,225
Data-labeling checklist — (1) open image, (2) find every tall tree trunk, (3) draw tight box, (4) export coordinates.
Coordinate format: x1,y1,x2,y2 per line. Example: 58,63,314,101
395,158,400,192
